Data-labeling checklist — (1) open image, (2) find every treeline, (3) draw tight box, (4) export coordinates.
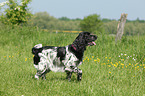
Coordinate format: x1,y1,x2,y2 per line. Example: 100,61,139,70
26,12,145,35
27,12,81,31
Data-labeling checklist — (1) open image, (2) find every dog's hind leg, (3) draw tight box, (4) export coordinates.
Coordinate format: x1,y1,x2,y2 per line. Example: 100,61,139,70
34,71,41,80
41,69,51,80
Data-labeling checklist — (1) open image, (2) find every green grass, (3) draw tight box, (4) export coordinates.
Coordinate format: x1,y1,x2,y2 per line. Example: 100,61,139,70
0,26,145,96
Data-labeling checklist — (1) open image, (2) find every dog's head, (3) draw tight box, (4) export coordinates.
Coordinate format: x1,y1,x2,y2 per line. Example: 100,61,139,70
72,32,97,51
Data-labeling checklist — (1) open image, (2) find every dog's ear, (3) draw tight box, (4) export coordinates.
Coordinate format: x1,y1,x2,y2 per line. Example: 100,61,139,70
72,32,89,51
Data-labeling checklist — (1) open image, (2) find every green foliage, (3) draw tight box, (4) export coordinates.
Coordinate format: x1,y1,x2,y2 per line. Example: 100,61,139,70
0,0,32,25
28,12,81,31
26,11,145,36
0,26,145,95
80,14,103,34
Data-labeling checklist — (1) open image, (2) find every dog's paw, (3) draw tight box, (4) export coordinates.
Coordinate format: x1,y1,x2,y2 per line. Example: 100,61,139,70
35,74,39,80
77,74,82,81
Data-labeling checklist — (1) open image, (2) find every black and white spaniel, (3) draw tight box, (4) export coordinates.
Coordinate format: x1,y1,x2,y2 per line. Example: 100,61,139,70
32,32,97,81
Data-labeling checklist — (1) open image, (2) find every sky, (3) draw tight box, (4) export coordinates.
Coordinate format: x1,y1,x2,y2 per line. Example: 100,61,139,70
0,0,145,20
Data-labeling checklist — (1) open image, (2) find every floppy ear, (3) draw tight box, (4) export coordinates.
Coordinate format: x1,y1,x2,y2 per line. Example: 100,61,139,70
72,32,87,51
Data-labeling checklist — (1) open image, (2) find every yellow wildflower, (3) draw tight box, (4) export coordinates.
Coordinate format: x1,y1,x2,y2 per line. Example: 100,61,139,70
94,60,97,62
121,63,124,66
114,64,117,67
25,58,27,61
108,65,111,67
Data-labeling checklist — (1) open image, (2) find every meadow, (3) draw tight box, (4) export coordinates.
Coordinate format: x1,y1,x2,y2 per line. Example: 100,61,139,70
0,26,145,96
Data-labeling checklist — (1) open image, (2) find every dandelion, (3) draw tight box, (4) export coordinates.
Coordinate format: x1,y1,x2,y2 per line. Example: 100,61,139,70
92,56,94,58
4,56,6,58
108,65,111,67
9,56,11,57
25,58,27,61
121,63,124,66
97,58,100,62
109,72,111,74
94,60,97,62
105,57,107,59
135,63,138,66
114,64,117,67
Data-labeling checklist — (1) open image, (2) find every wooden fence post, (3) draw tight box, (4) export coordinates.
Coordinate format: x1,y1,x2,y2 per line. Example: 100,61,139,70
115,13,128,43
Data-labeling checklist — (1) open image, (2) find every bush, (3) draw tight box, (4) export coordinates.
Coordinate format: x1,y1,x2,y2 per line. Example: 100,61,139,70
80,14,103,34
0,0,32,25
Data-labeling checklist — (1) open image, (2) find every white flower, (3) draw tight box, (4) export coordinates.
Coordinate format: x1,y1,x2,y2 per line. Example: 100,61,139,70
119,55,120,57
133,58,136,61
124,54,127,56
121,53,123,55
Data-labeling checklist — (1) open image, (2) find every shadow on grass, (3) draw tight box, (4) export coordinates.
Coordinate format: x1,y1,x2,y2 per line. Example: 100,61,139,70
30,72,81,82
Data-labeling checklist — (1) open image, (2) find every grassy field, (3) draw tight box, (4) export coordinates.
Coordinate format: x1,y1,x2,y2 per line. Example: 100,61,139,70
0,26,145,96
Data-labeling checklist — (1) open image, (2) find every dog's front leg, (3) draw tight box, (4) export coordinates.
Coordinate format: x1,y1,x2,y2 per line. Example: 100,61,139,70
72,67,82,81
66,71,72,82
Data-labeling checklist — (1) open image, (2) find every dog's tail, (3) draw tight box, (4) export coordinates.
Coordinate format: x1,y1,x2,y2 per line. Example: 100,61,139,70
32,44,42,55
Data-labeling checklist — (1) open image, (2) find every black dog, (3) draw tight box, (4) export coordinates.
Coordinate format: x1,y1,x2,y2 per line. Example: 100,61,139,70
32,32,97,81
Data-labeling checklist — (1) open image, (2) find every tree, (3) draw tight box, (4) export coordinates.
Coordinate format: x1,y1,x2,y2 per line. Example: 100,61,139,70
0,0,32,25
80,14,103,34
